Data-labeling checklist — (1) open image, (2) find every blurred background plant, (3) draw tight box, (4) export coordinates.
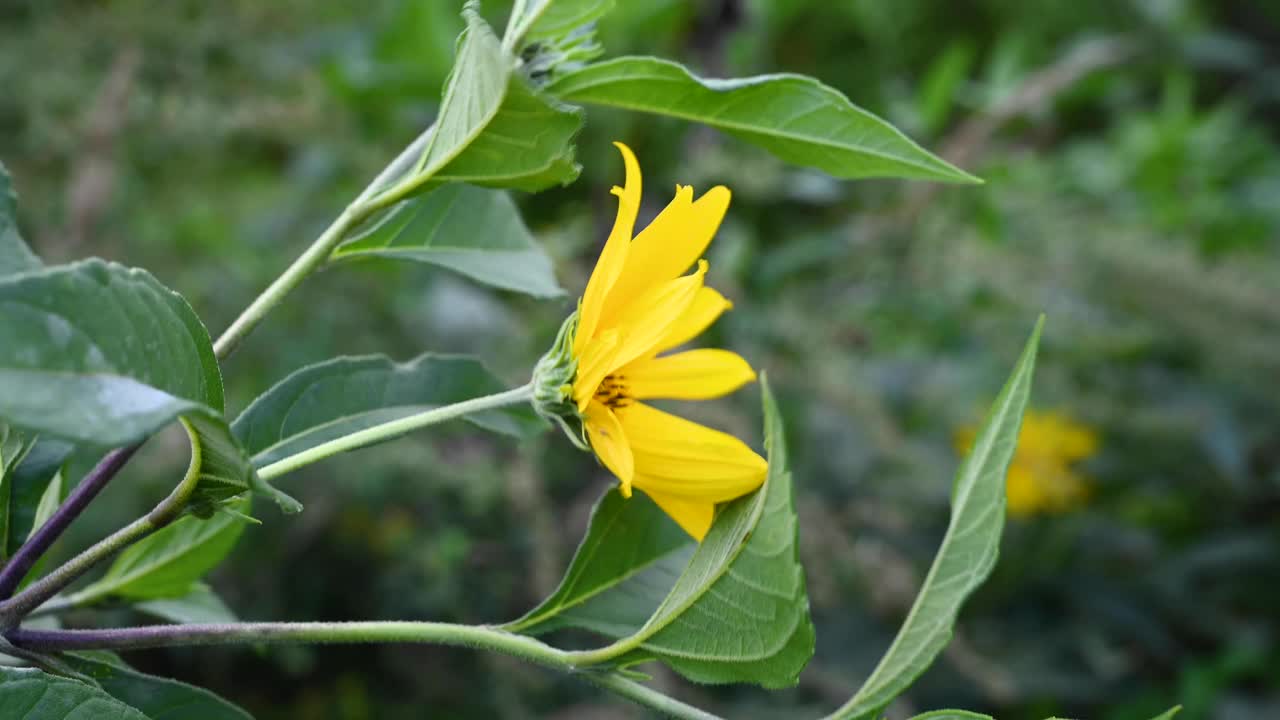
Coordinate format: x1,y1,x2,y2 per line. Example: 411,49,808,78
3,0,1279,717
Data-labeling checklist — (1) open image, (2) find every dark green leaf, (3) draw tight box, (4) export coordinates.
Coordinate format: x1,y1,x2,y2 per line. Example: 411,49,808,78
232,354,543,470
0,161,41,278
135,583,237,625
828,318,1043,720
504,489,691,634
334,186,563,297
3,439,72,560
59,653,253,720
0,423,38,561
0,666,149,720
546,56,978,183
0,260,295,513
69,498,250,603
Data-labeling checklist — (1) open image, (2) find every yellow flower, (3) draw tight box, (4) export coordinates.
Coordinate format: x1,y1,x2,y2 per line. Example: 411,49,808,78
958,410,1098,517
539,142,766,541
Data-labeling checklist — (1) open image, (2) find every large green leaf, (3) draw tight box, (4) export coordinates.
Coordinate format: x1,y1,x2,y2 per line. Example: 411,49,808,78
0,666,149,720
0,260,295,514
520,377,813,688
546,57,978,183
135,583,237,625
827,319,1043,720
504,489,691,634
61,653,252,720
0,161,41,277
68,498,249,604
608,377,813,687
232,354,543,470
510,0,615,42
333,186,563,297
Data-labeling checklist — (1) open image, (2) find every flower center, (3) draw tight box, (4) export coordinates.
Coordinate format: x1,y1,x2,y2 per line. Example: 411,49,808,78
594,374,632,410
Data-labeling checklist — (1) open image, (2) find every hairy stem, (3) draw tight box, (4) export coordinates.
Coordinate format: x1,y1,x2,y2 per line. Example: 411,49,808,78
0,445,139,599
6,622,722,720
212,126,434,360
0,517,155,629
256,383,535,481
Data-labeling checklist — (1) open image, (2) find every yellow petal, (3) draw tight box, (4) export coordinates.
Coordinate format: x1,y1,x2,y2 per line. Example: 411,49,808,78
599,261,706,373
574,142,642,357
652,286,732,355
619,349,756,401
642,488,715,541
584,400,634,497
600,185,731,326
573,329,620,411
620,402,766,501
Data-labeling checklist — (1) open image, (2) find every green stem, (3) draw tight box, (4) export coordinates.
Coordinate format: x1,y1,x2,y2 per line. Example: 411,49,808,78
7,621,721,720
0,516,155,629
256,383,535,482
212,126,435,360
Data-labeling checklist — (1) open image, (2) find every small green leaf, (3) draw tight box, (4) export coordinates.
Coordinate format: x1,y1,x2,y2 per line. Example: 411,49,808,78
907,712,994,720
0,161,41,278
70,498,250,603
524,376,813,688
0,424,38,560
60,653,253,720
546,56,978,183
512,0,615,42
3,439,72,560
0,666,149,720
504,489,691,634
135,583,237,625
232,354,543,471
828,318,1043,720
411,7,581,193
334,186,563,297
0,260,294,513
1148,707,1182,720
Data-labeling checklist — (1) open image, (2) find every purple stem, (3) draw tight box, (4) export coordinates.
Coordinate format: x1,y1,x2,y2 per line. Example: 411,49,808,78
0,445,139,599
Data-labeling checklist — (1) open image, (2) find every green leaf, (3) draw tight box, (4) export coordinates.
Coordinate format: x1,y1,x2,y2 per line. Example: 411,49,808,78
546,57,979,183
334,186,563,297
0,424,38,560
512,0,615,42
608,376,813,687
3,439,72,560
907,712,994,720
519,376,814,688
69,498,250,603
413,7,581,192
232,354,543,470
135,583,237,625
504,489,692,634
1147,707,1182,720
0,666,149,720
0,260,296,513
60,653,253,720
828,318,1043,720
0,161,41,278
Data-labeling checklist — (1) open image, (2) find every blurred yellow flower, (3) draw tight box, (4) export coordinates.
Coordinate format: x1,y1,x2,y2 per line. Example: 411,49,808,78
958,410,1098,517
545,142,766,541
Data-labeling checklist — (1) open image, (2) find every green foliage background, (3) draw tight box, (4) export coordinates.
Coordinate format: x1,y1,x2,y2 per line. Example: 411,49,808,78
3,0,1280,717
